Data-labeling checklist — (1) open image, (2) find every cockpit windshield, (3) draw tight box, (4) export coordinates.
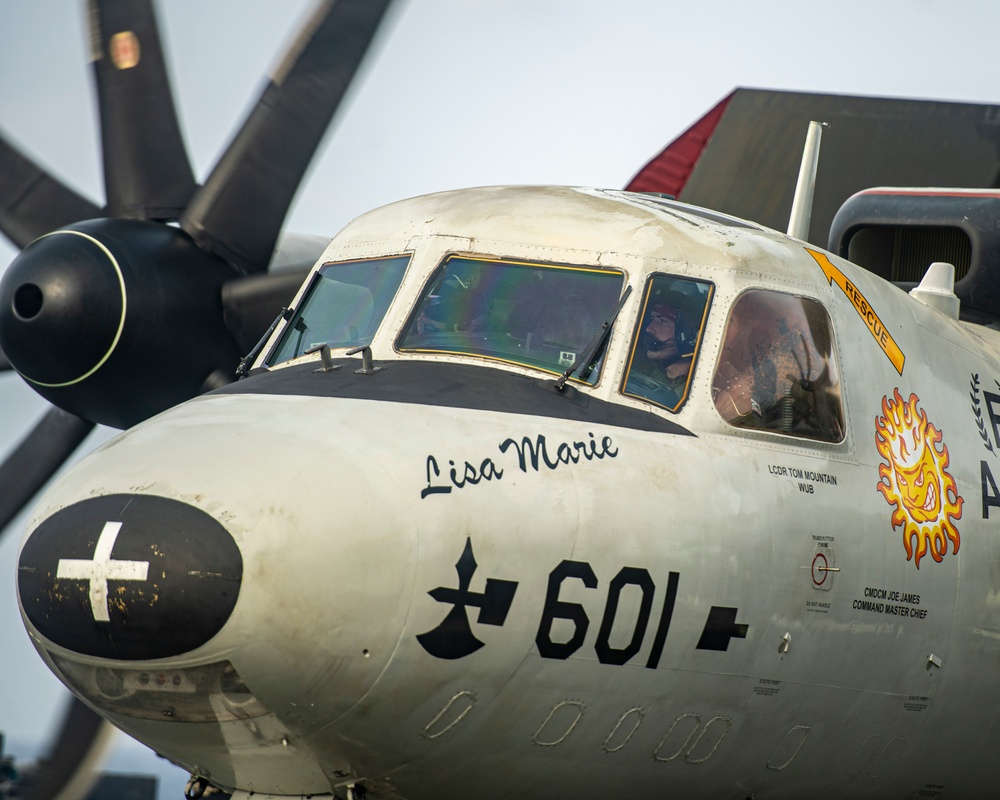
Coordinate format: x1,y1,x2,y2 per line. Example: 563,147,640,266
267,255,409,365
397,256,625,384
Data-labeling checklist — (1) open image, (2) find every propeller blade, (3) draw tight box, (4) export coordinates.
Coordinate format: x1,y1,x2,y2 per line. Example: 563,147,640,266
23,697,114,800
0,132,101,249
88,0,197,220
0,408,94,534
180,0,394,274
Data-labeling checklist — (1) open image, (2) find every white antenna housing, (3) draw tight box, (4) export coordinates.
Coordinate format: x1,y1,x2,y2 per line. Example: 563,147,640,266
910,261,960,320
787,120,828,240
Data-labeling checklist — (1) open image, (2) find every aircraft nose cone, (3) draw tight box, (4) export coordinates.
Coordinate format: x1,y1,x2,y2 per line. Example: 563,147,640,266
0,228,125,387
18,494,242,660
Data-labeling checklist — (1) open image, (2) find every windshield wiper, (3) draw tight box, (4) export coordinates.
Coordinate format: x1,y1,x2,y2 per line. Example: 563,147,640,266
555,285,633,391
236,306,293,378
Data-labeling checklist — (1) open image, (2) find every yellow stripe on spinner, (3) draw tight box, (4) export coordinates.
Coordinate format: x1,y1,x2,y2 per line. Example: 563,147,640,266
24,230,128,388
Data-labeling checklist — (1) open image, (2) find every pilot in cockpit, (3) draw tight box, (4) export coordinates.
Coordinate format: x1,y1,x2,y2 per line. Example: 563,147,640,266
638,295,701,403
415,273,469,333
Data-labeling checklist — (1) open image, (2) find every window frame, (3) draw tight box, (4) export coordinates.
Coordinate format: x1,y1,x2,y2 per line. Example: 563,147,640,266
265,254,411,366
711,287,846,443
620,273,715,413
395,254,627,385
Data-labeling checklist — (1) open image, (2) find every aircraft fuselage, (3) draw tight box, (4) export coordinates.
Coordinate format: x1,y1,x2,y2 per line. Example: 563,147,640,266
17,186,1000,799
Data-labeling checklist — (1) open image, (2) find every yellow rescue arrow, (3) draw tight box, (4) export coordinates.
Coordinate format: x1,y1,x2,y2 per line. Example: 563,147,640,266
806,248,905,375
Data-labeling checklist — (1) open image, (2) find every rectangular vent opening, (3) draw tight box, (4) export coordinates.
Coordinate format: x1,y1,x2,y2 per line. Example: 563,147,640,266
846,225,971,283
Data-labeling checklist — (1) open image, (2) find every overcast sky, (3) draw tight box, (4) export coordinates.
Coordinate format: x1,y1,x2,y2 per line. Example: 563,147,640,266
3,0,1000,795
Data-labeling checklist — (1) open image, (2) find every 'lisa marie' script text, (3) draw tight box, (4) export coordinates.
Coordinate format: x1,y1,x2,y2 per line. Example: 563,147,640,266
422,432,618,499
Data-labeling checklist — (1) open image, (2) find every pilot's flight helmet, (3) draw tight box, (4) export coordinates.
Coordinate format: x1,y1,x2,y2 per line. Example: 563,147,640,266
650,285,704,357
673,305,701,356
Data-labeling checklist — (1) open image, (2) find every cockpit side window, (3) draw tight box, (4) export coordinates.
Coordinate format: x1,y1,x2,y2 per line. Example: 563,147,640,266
267,255,410,365
397,256,624,384
712,289,844,443
622,275,714,412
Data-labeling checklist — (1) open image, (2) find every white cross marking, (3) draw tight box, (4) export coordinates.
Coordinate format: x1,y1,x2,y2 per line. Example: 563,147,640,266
57,521,150,623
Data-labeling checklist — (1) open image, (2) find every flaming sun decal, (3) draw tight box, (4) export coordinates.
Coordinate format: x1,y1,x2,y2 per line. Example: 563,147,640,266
875,389,963,568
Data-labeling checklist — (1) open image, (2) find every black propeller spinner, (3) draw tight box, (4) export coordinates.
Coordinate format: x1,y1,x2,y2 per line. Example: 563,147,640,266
0,1,394,796
0,218,242,429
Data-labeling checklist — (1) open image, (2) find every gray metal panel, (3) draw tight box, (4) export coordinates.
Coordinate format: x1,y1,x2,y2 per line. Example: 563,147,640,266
676,89,1000,244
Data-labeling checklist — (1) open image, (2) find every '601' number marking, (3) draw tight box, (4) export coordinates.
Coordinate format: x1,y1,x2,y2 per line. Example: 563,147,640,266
536,560,679,669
